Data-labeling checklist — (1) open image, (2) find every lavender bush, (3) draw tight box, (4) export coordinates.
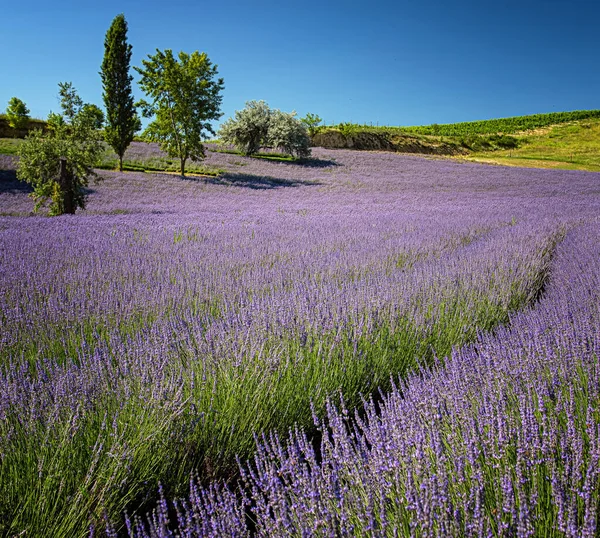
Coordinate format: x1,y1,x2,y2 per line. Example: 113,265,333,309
121,223,600,537
1,143,599,536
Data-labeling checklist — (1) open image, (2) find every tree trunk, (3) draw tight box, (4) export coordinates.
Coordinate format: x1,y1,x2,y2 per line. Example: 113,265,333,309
119,154,124,172
180,157,186,177
59,158,75,214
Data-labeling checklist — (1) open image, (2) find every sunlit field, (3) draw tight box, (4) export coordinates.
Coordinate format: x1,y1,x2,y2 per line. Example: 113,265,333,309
1,145,599,536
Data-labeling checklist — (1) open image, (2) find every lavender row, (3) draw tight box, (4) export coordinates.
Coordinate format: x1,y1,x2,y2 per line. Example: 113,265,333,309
0,221,570,535
125,223,600,537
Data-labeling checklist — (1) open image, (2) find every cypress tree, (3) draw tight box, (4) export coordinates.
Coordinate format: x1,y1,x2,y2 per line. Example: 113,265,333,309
101,14,137,172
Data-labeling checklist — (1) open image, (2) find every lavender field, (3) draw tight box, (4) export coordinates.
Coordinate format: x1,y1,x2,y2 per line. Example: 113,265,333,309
1,144,599,536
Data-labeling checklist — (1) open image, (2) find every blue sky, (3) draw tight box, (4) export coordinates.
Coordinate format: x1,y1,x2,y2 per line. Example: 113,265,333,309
1,0,599,128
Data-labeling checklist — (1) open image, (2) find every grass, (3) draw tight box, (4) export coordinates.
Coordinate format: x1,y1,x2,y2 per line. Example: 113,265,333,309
0,138,23,155
96,156,223,176
212,146,298,162
466,119,600,172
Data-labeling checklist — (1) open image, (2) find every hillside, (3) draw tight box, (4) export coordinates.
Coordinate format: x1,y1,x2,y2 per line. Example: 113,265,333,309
467,118,600,172
313,110,600,172
399,109,600,136
0,114,48,138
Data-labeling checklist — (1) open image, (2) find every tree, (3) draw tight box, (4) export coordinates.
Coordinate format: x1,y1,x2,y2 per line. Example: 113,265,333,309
219,101,311,158
81,104,105,130
268,110,311,158
218,100,271,155
300,112,322,137
135,49,224,177
5,97,30,130
101,13,139,172
17,83,104,215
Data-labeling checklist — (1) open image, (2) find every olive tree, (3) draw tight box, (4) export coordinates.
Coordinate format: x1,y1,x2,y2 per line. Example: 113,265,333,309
136,49,224,177
218,100,271,155
17,83,104,215
219,101,311,158
268,109,311,158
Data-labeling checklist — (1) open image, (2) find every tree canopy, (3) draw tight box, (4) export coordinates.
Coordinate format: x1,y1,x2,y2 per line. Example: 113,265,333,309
101,13,139,171
17,83,104,215
219,101,311,158
135,49,224,177
218,100,271,156
5,97,30,130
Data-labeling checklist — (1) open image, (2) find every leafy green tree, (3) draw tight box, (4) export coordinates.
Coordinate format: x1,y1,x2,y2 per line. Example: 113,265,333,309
101,13,138,171
5,97,30,130
268,110,311,158
81,104,105,130
136,49,224,177
17,83,104,215
300,112,322,137
218,100,272,155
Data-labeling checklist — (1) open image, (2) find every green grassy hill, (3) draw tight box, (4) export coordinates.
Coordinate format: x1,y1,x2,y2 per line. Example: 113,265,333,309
399,109,600,136
314,110,600,172
466,118,600,172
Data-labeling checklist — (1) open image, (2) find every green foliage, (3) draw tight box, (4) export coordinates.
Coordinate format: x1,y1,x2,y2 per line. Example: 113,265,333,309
469,117,600,171
135,49,224,177
47,111,66,131
57,81,84,123
300,112,322,136
0,138,23,155
459,133,520,151
101,13,139,172
218,100,271,155
16,83,104,215
5,97,30,129
402,109,600,136
81,103,105,130
219,101,311,158
336,122,360,137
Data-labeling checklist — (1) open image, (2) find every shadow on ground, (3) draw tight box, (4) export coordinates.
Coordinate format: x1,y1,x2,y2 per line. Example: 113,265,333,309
0,170,33,194
277,157,340,169
187,172,322,190
0,170,97,195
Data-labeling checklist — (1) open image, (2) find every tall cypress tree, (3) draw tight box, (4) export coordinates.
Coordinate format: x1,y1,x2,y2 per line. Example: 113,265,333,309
101,14,138,172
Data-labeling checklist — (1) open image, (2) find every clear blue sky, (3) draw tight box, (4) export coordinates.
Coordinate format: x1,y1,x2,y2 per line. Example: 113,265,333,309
1,0,599,128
